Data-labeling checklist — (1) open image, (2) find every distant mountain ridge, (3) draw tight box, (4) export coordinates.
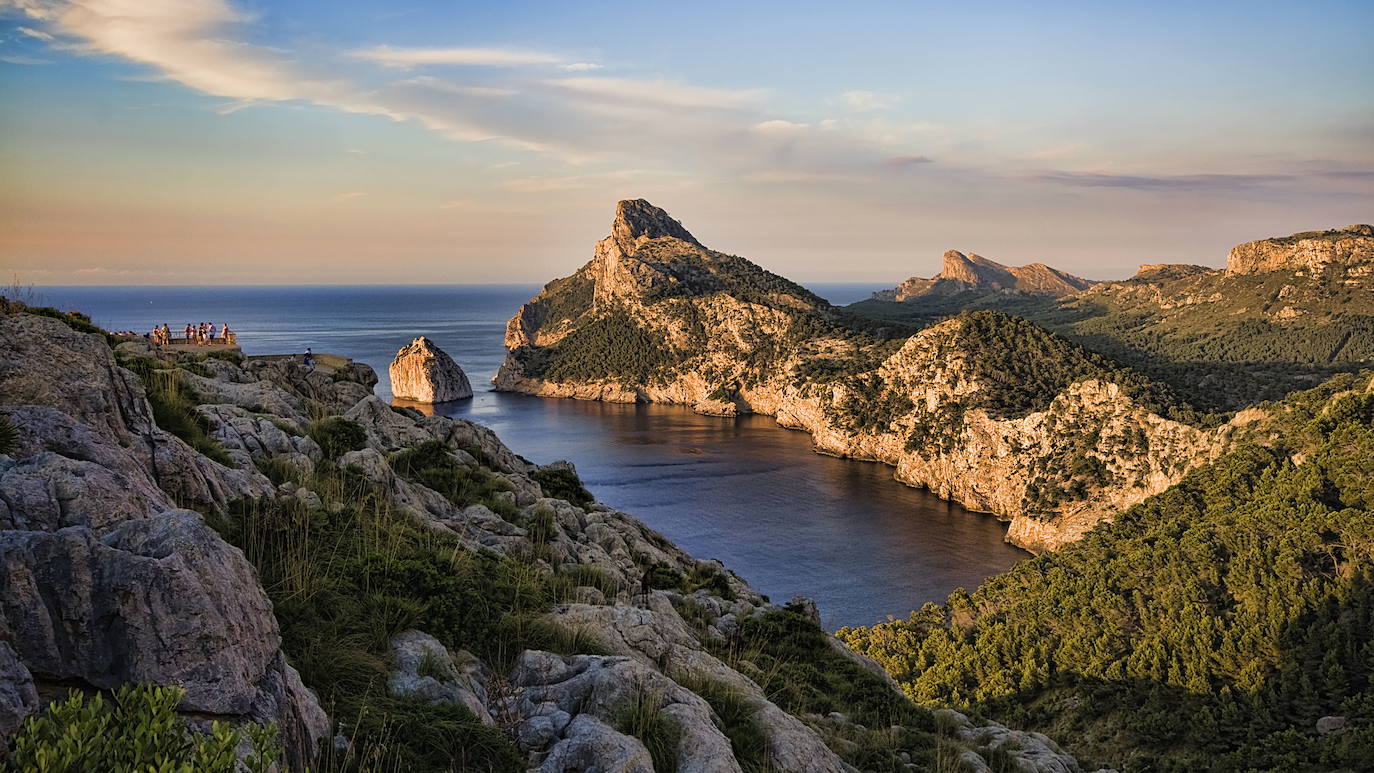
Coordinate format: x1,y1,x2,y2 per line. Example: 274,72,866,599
849,223,1374,411
871,250,1095,301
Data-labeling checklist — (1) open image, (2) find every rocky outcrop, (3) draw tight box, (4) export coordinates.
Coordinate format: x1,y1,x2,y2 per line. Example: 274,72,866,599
0,314,327,767
1,301,1118,772
1131,263,1213,281
1225,224,1374,276
872,250,1095,301
389,336,473,403
496,200,1229,552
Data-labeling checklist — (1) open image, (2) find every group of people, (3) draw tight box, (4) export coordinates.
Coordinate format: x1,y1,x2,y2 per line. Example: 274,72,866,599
147,322,234,346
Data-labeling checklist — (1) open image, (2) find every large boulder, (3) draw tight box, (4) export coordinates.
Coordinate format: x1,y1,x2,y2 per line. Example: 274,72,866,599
389,337,472,403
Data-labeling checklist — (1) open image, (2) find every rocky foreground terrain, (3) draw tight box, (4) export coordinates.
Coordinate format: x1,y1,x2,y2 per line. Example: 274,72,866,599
496,200,1260,552
0,306,1102,771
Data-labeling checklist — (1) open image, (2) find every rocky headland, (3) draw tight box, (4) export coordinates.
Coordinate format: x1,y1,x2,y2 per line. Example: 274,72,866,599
495,200,1244,553
0,303,1099,771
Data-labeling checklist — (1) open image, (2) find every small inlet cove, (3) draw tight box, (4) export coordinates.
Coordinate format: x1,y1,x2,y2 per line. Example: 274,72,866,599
40,284,1027,628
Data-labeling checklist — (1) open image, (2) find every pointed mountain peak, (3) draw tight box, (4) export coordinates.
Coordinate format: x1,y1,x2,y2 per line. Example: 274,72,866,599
611,199,700,248
940,251,1015,286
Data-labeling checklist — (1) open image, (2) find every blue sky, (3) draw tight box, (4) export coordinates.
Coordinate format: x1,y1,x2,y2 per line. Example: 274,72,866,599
1,0,1371,284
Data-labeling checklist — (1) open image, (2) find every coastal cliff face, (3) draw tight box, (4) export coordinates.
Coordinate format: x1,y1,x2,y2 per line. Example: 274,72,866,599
496,200,1227,553
871,250,1095,302
0,303,1095,772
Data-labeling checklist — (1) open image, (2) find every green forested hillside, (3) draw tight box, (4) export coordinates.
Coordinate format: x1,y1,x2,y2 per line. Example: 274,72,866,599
846,267,1374,411
838,374,1374,771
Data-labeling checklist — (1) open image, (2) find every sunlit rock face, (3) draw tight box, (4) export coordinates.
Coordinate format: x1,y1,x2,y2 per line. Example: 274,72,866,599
871,250,1096,302
390,336,473,403
1225,224,1374,276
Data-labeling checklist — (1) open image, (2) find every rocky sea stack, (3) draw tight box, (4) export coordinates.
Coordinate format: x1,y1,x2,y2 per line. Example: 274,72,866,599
389,336,473,403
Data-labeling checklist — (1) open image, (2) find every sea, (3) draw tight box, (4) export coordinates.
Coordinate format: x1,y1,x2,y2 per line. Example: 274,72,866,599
32,284,1026,628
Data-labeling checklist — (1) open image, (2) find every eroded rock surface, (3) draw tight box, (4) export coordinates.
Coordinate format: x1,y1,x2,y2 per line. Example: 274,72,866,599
389,336,473,403
0,314,327,767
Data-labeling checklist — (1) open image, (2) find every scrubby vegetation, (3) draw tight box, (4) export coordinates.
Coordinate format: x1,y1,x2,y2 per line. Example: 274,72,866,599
529,466,594,508
118,355,234,466
517,308,679,384
612,685,681,772
391,440,519,518
847,267,1374,412
704,604,964,772
839,380,1374,771
208,444,605,771
306,417,368,460
5,684,281,773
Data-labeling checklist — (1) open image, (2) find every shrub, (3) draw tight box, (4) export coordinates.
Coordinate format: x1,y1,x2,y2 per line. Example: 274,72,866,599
530,466,594,508
5,684,281,773
391,440,516,515
307,417,367,460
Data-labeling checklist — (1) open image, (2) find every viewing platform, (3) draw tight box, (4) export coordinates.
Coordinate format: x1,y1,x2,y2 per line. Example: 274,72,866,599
160,335,240,354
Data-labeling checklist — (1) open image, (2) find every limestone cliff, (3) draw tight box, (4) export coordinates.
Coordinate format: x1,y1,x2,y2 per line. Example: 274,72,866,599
1225,224,1374,276
389,336,473,403
871,250,1095,301
496,200,1231,553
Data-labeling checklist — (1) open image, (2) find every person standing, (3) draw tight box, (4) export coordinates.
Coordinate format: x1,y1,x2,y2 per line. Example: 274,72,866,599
303,347,315,367
184,323,193,343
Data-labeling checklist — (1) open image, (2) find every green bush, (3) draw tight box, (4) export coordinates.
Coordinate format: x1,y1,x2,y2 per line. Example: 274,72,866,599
5,684,280,773
307,417,367,460
530,466,594,508
391,440,516,516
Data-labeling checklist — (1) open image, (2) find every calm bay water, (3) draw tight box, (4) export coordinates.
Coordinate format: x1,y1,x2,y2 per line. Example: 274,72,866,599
35,284,1026,628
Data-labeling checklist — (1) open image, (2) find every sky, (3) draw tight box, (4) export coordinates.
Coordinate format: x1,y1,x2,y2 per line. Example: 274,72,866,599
0,0,1371,286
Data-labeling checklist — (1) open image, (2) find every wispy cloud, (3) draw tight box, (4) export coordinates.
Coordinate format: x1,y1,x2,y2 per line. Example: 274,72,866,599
753,119,808,134
842,90,898,112
351,45,559,69
544,77,763,110
18,25,54,41
885,154,934,167
332,191,367,201
561,61,602,72
1,54,50,65
1031,171,1291,191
